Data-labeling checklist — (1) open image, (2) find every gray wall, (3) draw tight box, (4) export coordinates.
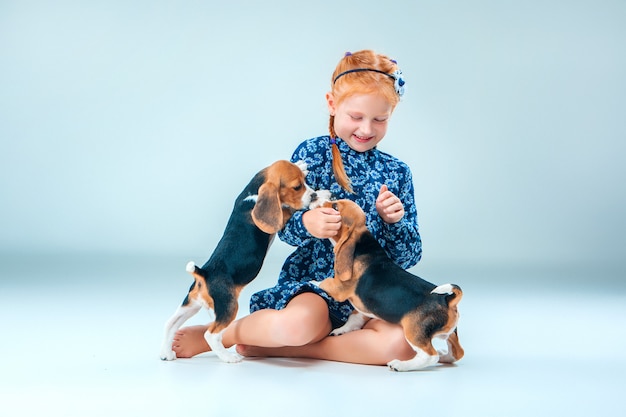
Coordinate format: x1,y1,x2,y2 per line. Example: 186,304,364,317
2,1,624,269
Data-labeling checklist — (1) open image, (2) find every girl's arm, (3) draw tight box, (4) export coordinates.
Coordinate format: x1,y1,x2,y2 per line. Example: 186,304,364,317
278,210,313,247
376,168,422,269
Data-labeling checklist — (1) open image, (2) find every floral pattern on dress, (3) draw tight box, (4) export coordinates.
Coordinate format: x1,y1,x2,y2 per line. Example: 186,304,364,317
250,136,422,328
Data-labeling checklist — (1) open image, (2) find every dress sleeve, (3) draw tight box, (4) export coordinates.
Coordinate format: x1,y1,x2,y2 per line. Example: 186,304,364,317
378,166,422,269
278,210,313,247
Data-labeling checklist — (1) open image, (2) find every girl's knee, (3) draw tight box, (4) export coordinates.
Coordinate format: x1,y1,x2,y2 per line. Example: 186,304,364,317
370,321,416,361
386,331,415,361
272,294,331,346
274,311,329,346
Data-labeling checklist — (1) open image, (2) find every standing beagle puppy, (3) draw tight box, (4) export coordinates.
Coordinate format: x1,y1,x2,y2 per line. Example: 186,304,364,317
317,199,464,371
160,160,320,363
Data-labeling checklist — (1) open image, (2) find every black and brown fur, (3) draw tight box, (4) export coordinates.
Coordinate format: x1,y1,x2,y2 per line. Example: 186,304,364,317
317,199,464,371
160,160,317,363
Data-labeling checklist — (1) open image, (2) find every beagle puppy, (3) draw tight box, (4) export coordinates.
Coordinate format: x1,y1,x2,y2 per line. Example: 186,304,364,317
160,160,320,363
317,199,464,371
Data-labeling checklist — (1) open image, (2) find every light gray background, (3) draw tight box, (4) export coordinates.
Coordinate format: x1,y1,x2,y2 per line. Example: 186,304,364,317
2,0,624,270
2,2,625,417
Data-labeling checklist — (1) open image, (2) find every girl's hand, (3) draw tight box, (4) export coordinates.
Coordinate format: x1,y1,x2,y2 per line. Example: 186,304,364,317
302,207,342,238
376,184,405,224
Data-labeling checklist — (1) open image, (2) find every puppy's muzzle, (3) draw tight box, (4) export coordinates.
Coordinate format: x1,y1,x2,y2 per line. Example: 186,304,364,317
308,189,333,209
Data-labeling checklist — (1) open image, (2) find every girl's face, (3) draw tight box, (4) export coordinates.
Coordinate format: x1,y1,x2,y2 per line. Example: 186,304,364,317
327,93,393,153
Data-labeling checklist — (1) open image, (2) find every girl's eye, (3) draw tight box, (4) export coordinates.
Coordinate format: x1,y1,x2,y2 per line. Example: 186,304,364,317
349,115,362,120
374,118,388,123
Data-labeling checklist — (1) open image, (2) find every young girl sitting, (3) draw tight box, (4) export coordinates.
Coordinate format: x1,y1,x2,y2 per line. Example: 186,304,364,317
173,49,423,365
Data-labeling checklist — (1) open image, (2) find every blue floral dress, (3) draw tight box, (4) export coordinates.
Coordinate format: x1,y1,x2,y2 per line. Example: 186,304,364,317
249,136,423,328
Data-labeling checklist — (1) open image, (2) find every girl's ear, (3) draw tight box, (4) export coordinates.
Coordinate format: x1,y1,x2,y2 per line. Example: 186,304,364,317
326,92,336,115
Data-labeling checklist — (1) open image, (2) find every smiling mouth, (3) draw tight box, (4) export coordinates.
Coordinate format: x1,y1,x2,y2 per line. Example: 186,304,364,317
353,134,372,143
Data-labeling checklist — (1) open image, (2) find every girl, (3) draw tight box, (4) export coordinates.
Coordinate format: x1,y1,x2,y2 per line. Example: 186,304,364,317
173,50,422,365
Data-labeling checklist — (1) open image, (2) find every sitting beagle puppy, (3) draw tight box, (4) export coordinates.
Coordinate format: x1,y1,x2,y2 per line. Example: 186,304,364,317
160,160,321,363
316,199,464,371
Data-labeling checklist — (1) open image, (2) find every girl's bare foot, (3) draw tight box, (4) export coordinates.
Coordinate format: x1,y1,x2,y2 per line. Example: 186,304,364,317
236,344,288,358
236,344,260,357
172,325,211,358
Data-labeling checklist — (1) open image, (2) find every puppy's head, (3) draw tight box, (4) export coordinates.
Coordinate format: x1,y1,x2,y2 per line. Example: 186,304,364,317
252,160,314,234
322,199,367,282
322,199,367,244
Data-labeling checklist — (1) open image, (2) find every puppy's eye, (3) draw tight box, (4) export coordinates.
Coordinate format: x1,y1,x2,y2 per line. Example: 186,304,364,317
293,184,302,191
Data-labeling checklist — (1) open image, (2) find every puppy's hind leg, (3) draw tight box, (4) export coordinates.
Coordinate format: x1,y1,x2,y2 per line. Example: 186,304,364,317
438,329,464,363
204,328,243,363
160,302,201,361
387,343,439,372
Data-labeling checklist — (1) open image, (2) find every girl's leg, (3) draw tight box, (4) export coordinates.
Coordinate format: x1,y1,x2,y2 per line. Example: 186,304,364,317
237,318,416,366
172,292,332,358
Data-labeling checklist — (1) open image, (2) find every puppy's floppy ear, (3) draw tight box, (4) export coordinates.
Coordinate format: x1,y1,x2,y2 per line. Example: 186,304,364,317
251,182,283,234
333,217,357,282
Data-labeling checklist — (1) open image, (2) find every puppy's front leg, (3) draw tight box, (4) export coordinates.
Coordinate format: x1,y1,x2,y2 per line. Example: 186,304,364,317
160,303,201,361
331,311,367,336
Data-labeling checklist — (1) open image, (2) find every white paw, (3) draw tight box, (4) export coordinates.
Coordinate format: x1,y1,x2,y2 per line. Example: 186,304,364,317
331,312,367,336
437,350,456,363
330,327,348,336
160,350,177,361
387,359,406,372
387,354,438,371
216,351,244,363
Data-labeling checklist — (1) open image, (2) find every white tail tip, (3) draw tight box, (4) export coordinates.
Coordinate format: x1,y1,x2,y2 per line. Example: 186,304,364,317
186,261,196,273
431,283,453,295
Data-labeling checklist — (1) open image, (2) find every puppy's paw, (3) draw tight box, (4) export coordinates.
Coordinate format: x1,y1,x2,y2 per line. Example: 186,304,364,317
387,359,405,372
437,350,456,363
216,351,244,363
160,350,177,361
331,312,367,336
330,327,350,336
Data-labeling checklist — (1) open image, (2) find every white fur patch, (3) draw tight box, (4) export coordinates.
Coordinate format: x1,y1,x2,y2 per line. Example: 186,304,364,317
331,312,367,336
388,342,439,371
160,303,202,361
431,283,453,295
205,330,243,363
244,194,258,203
294,160,308,174
309,189,332,209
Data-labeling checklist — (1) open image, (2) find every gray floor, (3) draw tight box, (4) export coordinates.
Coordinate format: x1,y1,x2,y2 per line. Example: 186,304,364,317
1,250,624,417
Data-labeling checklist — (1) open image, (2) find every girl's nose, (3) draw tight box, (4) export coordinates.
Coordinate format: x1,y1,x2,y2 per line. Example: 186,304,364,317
359,120,372,135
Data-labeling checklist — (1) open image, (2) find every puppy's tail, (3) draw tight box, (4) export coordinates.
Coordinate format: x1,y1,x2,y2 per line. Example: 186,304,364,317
431,283,462,308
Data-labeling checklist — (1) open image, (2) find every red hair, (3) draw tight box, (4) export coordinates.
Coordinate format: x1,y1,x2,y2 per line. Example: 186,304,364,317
328,50,401,193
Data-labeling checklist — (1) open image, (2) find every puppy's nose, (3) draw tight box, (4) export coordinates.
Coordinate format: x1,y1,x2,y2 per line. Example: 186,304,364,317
311,192,318,201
